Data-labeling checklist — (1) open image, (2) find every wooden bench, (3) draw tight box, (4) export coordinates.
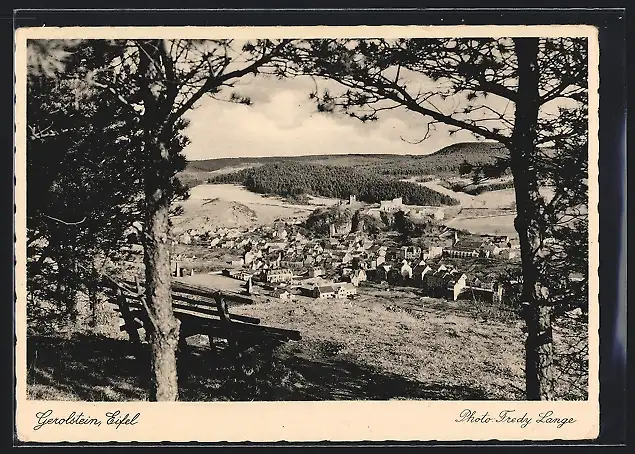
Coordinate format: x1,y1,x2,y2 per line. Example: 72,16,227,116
101,275,301,360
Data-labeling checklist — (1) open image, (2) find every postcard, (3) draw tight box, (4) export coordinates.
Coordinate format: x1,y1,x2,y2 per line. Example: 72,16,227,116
15,24,599,443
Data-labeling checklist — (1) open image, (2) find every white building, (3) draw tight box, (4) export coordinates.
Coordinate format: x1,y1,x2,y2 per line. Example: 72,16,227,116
380,197,404,213
265,268,293,284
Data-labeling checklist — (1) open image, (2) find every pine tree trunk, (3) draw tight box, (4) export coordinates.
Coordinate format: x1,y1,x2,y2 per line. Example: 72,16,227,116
137,40,181,402
143,175,180,401
510,38,554,401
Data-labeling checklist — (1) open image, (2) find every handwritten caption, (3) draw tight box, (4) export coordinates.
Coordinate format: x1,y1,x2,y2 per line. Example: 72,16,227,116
455,409,576,429
34,410,140,431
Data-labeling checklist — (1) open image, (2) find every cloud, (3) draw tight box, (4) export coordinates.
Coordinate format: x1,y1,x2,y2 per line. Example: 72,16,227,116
182,76,486,161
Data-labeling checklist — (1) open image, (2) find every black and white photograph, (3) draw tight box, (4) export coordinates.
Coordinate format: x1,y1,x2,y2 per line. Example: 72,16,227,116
15,24,601,442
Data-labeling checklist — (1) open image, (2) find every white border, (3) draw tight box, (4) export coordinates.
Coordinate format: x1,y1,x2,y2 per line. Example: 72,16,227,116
14,25,600,442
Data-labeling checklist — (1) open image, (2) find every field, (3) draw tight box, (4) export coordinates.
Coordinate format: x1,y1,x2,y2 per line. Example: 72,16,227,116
171,183,341,232
27,280,586,401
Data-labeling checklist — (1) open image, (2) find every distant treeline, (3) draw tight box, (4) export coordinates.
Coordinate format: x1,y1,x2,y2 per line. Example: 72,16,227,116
464,181,515,195
210,162,460,206
441,179,516,195
188,142,510,178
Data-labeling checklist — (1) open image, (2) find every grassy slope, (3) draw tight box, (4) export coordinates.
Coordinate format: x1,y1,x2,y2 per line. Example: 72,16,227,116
27,282,587,401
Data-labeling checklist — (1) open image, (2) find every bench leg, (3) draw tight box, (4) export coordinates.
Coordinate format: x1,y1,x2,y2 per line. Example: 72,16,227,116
207,331,217,356
178,330,188,355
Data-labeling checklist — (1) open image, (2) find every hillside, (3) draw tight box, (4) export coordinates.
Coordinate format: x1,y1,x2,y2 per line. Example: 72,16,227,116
184,141,509,178
171,197,258,234
210,162,460,206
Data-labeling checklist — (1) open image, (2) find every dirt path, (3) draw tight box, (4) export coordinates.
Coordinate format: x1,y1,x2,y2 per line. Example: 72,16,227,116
409,178,482,207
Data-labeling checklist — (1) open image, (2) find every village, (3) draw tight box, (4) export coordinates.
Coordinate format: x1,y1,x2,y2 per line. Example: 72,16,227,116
163,195,524,307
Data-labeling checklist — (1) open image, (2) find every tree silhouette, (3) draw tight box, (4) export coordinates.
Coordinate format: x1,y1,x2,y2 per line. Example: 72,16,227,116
26,40,147,322
394,210,415,239
288,37,589,400
27,38,294,401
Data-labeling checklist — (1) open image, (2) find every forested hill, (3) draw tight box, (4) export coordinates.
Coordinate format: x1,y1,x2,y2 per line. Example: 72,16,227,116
183,141,511,206
210,162,459,206
186,141,509,177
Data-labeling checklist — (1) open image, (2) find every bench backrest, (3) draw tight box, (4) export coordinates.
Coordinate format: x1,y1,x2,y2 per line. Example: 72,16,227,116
101,275,301,342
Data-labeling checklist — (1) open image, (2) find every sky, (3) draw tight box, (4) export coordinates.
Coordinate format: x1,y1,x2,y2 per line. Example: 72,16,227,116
178,39,570,162
181,74,490,161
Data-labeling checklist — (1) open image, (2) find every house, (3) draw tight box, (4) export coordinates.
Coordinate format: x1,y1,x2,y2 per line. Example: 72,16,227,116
267,251,282,268
265,268,293,284
244,250,256,265
265,242,288,252
311,244,325,255
371,264,391,283
272,288,293,300
352,257,369,270
412,264,433,285
400,260,413,280
329,222,352,237
449,273,468,301
500,249,521,260
399,246,422,260
308,267,325,278
422,271,449,297
344,269,367,286
335,283,357,298
370,255,386,269
442,239,484,258
281,254,305,270
345,275,361,287
226,229,241,239
314,285,337,299
481,241,502,257
380,197,404,213
223,269,252,281
482,234,510,246
303,255,316,267
250,259,264,271
230,258,244,267
422,247,440,262
459,279,505,303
